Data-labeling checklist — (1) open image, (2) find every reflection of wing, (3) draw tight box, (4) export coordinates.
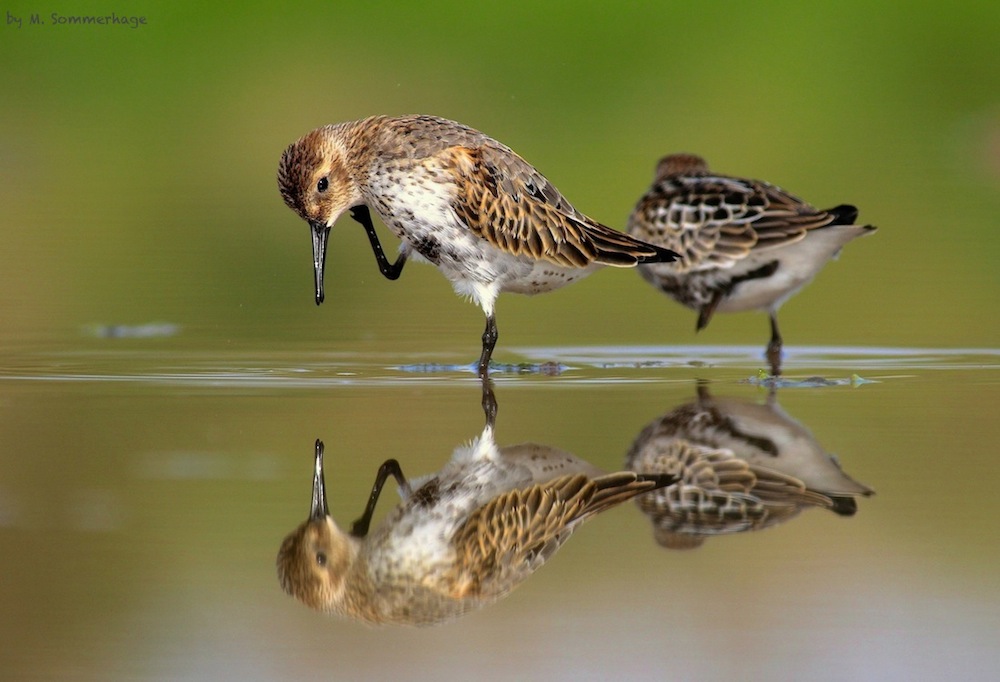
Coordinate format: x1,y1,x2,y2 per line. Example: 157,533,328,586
632,439,831,549
626,386,873,549
447,472,665,597
697,393,875,498
447,145,676,268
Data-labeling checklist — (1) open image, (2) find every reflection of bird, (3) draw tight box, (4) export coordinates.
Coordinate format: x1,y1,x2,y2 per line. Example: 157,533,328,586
277,114,678,375
627,154,876,375
625,384,873,549
277,399,676,625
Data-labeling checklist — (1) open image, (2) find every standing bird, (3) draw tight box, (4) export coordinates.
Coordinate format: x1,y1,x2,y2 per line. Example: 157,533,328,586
627,154,876,375
277,115,678,375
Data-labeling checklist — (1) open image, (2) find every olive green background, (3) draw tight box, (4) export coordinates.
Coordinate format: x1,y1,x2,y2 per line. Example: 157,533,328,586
1,1,997,353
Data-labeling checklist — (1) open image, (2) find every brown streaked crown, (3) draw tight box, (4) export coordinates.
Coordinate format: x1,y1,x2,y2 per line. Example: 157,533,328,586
276,521,313,600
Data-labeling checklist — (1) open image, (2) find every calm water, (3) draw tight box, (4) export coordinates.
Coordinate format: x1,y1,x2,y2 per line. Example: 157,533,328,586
1,342,997,681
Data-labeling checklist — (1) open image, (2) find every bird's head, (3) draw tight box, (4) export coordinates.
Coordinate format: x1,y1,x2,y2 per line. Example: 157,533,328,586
277,125,363,304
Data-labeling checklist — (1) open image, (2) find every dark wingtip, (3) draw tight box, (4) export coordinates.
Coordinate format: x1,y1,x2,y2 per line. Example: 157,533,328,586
825,204,860,225
585,220,681,267
636,246,681,265
829,496,859,516
646,471,681,488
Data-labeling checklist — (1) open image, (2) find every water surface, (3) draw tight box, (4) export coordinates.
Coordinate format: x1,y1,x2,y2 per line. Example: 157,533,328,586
1,343,997,681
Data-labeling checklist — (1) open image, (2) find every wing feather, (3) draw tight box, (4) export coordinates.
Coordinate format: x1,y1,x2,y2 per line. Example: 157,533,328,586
628,154,859,273
447,146,677,268
445,472,669,598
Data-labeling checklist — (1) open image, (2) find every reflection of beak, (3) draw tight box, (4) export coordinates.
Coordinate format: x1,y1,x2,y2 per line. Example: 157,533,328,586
310,221,331,305
309,440,329,521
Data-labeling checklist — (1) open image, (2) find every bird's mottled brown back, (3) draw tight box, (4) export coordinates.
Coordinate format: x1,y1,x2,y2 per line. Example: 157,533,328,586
375,115,496,158
629,154,855,272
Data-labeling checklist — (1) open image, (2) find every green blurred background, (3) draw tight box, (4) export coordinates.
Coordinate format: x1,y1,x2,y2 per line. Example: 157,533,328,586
2,1,997,356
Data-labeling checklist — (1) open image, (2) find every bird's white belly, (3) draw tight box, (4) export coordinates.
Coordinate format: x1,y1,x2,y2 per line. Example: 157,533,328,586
369,178,601,309
703,226,863,313
714,264,813,313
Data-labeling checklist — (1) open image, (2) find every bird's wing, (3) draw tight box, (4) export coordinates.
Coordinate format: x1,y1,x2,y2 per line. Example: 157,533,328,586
445,472,664,599
446,145,676,267
629,160,848,273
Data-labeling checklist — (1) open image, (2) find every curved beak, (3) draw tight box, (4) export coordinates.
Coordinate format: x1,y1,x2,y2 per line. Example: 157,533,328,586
310,221,331,305
309,439,329,521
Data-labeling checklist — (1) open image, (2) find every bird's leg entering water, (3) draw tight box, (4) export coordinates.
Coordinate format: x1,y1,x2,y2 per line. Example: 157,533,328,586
478,313,498,377
767,312,783,377
350,205,407,280
350,459,409,538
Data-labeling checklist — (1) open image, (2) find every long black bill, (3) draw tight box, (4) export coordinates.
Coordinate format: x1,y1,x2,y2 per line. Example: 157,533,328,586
310,221,331,305
309,439,329,521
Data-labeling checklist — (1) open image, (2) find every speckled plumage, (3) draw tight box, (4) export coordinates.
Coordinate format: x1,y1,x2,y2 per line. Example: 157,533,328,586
624,385,873,549
277,115,678,373
627,154,876,374
277,431,675,626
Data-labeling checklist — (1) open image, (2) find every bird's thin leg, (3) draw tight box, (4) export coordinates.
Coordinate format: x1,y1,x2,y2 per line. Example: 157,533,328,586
766,312,783,377
696,292,723,332
478,313,498,377
349,459,409,538
350,206,406,280
695,378,712,403
480,374,497,429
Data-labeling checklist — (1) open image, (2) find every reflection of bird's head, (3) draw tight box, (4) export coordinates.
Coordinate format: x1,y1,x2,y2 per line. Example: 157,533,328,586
276,516,359,612
275,440,360,613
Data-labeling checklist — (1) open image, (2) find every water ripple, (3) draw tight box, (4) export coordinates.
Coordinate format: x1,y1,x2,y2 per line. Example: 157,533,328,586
0,346,995,389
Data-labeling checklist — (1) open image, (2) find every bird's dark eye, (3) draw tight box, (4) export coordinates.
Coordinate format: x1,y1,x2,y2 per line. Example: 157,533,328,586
317,177,329,192
315,551,327,567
